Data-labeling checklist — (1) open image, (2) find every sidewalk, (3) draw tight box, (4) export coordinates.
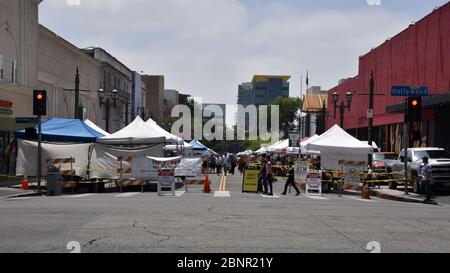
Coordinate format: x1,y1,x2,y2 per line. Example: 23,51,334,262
341,186,439,205
370,187,438,204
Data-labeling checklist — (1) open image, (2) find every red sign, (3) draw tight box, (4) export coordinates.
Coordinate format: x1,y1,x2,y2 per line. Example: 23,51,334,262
0,100,13,109
158,169,174,177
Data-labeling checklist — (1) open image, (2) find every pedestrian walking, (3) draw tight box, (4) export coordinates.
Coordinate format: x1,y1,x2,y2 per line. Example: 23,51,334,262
264,157,274,196
258,159,267,194
282,162,300,196
421,156,433,203
223,154,230,176
230,156,237,175
216,155,223,175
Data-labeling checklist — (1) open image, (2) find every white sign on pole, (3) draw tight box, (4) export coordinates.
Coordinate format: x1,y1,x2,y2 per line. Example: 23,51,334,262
306,171,322,196
158,168,175,196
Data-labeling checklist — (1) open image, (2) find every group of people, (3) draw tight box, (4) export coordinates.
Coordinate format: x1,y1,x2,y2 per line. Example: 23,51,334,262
206,154,238,176
257,156,301,196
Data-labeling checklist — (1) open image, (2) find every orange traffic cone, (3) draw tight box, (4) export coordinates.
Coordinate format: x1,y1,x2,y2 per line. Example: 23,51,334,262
21,176,29,191
203,175,211,193
362,185,370,199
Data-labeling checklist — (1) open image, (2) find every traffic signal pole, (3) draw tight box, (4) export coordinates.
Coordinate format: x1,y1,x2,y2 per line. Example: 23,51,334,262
37,115,42,192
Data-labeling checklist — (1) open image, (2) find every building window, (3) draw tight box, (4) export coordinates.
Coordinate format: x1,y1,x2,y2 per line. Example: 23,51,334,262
11,61,17,83
0,55,4,80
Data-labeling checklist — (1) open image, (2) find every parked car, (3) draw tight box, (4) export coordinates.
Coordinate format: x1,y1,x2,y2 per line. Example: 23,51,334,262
391,147,450,193
370,152,398,181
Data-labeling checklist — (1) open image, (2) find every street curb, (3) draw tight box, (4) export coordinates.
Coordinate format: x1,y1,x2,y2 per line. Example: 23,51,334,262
3,191,45,199
371,190,439,205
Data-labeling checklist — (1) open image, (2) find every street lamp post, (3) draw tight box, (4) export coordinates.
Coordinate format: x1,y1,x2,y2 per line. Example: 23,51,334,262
333,91,353,129
320,100,327,134
98,89,120,133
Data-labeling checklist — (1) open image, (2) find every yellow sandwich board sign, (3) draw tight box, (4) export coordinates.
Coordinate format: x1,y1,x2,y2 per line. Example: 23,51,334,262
242,169,259,193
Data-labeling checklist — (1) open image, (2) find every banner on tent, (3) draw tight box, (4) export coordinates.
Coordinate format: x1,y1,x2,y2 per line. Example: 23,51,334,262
175,158,202,177
341,160,366,189
132,156,158,180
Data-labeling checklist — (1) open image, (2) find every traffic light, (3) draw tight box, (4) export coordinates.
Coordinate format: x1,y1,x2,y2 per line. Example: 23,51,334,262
33,90,47,116
408,97,422,123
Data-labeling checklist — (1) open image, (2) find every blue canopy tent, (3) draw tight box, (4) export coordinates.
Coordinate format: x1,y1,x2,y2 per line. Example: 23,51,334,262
189,139,208,151
189,139,216,156
16,118,105,143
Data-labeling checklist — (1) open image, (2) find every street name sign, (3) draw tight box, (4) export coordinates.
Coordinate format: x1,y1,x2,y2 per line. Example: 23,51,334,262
391,86,429,97
15,117,38,124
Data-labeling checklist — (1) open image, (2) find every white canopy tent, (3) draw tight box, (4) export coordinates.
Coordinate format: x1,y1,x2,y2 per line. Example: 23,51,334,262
146,118,184,144
300,134,321,154
84,119,110,136
305,125,373,170
97,116,167,145
266,139,289,153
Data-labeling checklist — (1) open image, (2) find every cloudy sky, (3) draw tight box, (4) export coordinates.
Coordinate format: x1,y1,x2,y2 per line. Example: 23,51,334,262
39,0,448,125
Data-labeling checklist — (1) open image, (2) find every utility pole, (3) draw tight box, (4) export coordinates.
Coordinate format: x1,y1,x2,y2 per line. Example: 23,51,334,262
404,99,409,195
74,67,81,119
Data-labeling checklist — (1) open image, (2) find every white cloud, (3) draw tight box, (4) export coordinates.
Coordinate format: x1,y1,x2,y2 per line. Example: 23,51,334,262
40,0,413,125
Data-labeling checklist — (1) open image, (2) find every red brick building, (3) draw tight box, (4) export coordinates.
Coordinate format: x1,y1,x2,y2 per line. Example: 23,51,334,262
327,2,450,153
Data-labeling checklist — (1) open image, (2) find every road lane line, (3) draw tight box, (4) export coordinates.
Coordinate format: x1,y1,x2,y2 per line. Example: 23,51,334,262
115,192,141,198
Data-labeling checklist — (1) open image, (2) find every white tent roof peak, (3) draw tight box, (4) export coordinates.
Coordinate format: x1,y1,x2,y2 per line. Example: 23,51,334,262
145,118,184,144
306,124,372,152
84,119,110,136
97,116,167,144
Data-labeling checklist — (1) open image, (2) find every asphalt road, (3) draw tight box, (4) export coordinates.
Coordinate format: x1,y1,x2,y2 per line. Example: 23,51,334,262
1,173,450,253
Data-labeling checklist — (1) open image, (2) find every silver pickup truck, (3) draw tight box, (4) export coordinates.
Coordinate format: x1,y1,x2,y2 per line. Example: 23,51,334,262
390,147,450,193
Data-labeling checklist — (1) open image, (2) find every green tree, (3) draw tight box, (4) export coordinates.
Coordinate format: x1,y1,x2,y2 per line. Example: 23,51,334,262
268,97,302,133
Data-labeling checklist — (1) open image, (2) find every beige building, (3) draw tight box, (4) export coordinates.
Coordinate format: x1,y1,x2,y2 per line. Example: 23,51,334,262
0,0,41,130
38,26,102,125
83,47,133,133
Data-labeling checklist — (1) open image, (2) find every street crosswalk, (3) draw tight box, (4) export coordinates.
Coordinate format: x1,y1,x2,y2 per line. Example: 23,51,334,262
7,191,390,205
305,195,329,200
115,192,141,198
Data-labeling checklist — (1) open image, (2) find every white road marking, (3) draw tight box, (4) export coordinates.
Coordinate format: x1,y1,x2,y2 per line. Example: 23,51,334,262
175,191,186,197
64,194,96,198
343,195,379,202
260,193,280,198
305,195,329,200
214,191,231,197
115,192,141,198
